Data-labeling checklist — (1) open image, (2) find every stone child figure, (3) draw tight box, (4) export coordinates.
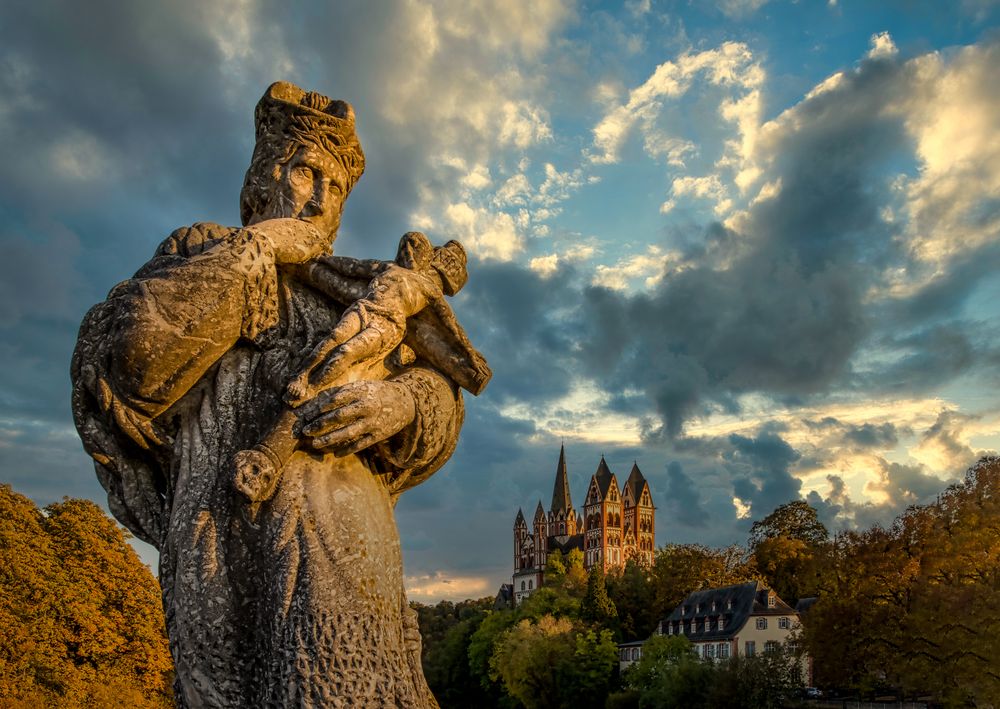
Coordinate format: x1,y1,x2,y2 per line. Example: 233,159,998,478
71,82,489,707
233,232,473,504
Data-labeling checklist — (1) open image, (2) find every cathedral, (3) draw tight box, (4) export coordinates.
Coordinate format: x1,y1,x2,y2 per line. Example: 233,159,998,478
510,446,656,605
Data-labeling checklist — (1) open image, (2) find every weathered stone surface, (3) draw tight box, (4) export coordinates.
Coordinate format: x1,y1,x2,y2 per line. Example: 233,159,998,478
71,81,489,707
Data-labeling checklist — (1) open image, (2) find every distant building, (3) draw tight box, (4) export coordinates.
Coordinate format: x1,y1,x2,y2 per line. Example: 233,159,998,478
493,583,514,610
510,446,656,605
619,582,803,672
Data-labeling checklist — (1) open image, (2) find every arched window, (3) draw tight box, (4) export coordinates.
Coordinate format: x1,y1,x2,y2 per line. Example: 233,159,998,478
521,581,525,591
528,580,533,589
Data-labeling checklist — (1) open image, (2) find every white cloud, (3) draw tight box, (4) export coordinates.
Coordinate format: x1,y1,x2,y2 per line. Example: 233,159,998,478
405,571,492,603
867,31,898,60
529,254,560,277
461,164,493,191
592,245,678,290
443,202,524,261
890,42,1000,270
717,0,771,19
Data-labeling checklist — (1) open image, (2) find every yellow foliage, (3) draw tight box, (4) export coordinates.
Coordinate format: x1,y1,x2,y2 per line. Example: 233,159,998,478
0,485,173,707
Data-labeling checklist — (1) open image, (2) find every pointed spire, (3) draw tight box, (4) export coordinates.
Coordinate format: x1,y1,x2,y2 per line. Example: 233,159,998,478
534,500,545,520
515,508,525,526
623,462,648,505
594,456,615,497
550,444,573,514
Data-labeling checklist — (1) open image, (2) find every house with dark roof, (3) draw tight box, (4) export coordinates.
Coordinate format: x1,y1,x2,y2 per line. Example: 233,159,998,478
508,446,656,605
619,582,803,671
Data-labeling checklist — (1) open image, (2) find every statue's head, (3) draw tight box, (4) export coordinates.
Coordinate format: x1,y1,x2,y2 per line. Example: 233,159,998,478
240,82,366,239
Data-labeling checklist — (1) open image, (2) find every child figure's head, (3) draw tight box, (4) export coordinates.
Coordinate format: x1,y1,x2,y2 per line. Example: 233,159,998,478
396,231,434,270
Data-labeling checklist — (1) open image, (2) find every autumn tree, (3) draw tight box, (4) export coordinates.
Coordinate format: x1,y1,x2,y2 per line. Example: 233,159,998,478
748,500,829,603
650,544,755,620
0,485,173,707
489,615,617,709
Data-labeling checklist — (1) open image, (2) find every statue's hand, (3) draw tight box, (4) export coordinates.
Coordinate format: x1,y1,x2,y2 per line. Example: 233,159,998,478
244,218,329,265
297,379,416,456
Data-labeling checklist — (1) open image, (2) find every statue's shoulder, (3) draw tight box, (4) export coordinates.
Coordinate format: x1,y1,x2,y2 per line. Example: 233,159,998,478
155,222,240,258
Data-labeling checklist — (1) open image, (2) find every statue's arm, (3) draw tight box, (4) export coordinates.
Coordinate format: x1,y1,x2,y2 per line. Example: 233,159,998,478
72,222,286,455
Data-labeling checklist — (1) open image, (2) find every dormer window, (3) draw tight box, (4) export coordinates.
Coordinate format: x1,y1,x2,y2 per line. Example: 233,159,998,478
711,601,717,612
695,604,701,614
727,600,733,610
768,594,776,608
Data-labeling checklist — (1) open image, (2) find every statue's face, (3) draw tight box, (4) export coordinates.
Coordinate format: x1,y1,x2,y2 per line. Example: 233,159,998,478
258,144,349,238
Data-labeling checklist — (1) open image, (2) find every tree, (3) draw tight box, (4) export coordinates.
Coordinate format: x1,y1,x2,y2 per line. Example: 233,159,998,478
749,500,830,604
748,500,828,549
0,485,173,707
581,565,618,628
623,635,713,709
651,544,755,621
707,645,806,708
489,615,616,709
606,560,657,641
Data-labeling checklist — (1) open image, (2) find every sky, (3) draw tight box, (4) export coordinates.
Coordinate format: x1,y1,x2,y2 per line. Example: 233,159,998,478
2,0,999,603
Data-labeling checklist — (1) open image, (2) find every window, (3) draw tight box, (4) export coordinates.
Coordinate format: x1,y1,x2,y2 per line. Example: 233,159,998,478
521,581,525,591
632,648,639,661
718,643,730,659
745,641,756,657
779,616,789,629
727,600,733,610
756,617,767,630
768,593,776,608
695,604,701,614
716,618,724,631
705,644,715,659
667,624,673,636
765,641,780,654
528,580,533,589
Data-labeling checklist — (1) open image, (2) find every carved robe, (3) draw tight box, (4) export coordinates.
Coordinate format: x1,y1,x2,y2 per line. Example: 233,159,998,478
72,222,460,707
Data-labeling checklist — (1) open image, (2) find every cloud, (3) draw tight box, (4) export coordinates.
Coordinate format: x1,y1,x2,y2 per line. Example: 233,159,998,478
663,461,708,527
589,42,762,165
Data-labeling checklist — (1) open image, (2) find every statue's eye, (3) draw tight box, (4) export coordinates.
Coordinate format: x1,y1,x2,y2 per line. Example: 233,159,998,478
291,166,313,183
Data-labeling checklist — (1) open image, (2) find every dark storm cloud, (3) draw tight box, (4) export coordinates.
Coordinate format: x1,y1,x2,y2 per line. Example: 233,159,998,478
663,460,708,527
455,260,581,404
725,430,802,517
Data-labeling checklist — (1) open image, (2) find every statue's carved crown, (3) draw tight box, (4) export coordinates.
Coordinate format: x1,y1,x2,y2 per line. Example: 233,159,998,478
255,81,365,186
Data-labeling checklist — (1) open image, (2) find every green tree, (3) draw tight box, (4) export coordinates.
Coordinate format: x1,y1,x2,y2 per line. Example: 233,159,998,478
581,565,618,628
0,485,173,707
707,645,806,708
623,635,712,709
489,615,617,709
606,560,657,641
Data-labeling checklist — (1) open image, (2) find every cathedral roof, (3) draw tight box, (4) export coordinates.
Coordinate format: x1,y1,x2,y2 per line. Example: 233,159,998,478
624,462,648,504
594,456,615,497
534,500,545,519
550,444,574,514
514,508,525,525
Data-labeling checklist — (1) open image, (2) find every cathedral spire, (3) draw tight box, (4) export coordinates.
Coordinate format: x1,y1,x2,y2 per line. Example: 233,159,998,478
550,444,573,514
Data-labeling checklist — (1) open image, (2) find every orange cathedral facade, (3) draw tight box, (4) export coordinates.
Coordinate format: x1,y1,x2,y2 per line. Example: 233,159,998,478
510,446,656,605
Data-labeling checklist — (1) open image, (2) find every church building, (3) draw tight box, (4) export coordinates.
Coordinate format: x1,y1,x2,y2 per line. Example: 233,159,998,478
511,446,656,605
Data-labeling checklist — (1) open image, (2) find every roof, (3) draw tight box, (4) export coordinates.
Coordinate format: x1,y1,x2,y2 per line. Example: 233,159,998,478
795,596,818,615
550,444,574,514
624,462,648,505
514,508,525,525
534,500,545,519
662,581,797,642
547,533,584,555
594,456,615,498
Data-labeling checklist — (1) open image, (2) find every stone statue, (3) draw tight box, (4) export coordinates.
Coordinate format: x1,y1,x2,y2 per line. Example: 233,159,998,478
70,81,490,707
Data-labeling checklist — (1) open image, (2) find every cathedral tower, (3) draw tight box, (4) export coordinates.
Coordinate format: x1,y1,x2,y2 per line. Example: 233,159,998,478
622,462,656,567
